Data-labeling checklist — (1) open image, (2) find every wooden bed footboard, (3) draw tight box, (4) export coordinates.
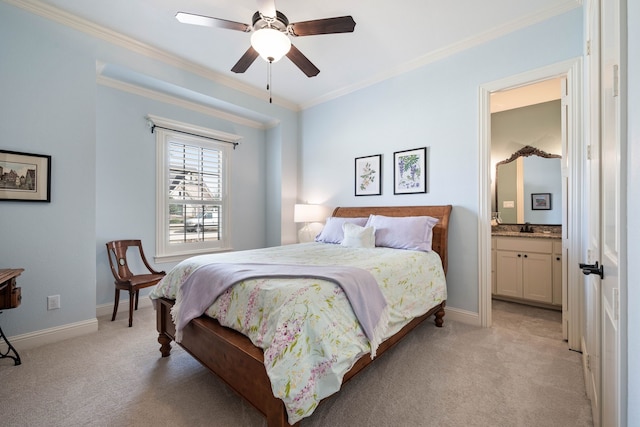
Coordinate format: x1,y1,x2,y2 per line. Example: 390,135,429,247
155,297,293,426
155,297,445,427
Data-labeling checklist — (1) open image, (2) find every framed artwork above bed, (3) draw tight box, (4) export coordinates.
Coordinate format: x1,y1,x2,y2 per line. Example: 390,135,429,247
394,147,427,195
354,154,382,196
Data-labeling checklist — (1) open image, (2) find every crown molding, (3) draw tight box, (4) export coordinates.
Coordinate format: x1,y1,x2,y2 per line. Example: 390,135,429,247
300,0,582,109
6,0,580,111
97,73,274,130
5,0,299,111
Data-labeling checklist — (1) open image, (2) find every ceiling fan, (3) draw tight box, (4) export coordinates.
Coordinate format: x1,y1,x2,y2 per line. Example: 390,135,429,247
175,0,356,78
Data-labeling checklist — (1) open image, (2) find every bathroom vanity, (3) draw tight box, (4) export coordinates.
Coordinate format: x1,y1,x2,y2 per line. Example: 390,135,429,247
491,226,562,309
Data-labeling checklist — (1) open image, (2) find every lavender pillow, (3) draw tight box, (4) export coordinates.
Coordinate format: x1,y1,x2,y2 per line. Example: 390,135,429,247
365,215,439,252
341,222,376,248
315,217,368,244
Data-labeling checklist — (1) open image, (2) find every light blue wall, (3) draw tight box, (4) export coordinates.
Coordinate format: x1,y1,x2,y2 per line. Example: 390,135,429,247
0,2,298,336
523,157,562,224
0,5,98,334
299,9,583,313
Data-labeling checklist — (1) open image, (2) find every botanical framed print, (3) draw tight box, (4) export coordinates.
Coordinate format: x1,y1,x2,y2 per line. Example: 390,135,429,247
394,147,427,194
0,149,51,202
531,193,551,210
354,154,382,196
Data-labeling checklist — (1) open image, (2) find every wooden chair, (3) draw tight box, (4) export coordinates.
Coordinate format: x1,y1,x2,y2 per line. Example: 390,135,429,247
106,240,165,327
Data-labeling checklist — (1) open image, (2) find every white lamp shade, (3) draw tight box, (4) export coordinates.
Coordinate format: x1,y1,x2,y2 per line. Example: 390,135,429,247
294,204,325,223
250,28,291,62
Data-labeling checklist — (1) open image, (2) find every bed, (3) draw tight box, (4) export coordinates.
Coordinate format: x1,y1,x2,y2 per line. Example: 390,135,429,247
152,205,451,426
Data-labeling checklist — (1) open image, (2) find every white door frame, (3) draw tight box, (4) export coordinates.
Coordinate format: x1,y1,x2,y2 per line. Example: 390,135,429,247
478,58,583,350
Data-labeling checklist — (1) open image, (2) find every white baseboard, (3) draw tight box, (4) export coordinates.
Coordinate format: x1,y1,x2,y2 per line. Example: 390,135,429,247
0,298,156,353
95,295,153,318
445,306,481,326
0,317,98,352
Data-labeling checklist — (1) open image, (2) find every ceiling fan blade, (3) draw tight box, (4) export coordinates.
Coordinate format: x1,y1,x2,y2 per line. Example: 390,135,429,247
286,44,320,77
231,46,260,73
176,12,251,32
257,0,276,18
289,16,356,36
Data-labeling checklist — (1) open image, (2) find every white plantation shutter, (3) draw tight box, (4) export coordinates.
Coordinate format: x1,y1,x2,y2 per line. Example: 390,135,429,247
151,116,239,262
164,136,227,249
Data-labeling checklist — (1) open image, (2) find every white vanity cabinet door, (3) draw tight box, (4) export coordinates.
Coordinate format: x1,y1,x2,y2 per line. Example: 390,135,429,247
522,252,553,303
491,237,497,294
496,249,523,298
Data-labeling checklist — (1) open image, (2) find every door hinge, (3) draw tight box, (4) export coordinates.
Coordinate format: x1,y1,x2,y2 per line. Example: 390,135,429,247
586,40,591,55
613,64,619,97
587,145,592,160
586,353,591,371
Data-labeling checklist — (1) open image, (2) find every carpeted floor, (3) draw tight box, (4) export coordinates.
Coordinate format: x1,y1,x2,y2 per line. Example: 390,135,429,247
0,300,592,426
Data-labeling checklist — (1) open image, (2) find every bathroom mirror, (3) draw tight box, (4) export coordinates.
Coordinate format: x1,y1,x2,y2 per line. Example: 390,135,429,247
495,145,562,224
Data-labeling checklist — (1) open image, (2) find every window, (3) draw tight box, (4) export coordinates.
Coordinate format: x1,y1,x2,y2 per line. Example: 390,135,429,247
150,115,240,262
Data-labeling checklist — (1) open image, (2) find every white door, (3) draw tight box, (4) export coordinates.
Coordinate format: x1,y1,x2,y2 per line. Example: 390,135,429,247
583,0,623,425
583,0,602,421
599,0,622,424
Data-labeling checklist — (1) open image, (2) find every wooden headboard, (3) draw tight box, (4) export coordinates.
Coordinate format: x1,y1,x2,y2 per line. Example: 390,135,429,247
331,205,452,274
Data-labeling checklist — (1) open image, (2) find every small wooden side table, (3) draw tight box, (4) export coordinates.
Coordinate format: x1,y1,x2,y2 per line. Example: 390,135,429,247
0,268,24,366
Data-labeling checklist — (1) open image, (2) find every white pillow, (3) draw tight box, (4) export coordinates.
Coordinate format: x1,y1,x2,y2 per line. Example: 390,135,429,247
341,222,376,248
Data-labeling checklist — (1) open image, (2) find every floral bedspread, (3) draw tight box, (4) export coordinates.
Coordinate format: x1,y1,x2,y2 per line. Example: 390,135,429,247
149,242,446,424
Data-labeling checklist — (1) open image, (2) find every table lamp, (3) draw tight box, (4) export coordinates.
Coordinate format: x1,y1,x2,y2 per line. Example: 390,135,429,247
294,204,325,243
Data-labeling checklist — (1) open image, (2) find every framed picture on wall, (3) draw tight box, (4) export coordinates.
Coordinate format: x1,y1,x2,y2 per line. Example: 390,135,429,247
354,154,382,196
394,147,427,194
531,193,551,210
0,149,51,202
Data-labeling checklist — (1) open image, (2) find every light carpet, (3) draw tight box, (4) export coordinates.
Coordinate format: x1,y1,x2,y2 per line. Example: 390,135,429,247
0,300,592,426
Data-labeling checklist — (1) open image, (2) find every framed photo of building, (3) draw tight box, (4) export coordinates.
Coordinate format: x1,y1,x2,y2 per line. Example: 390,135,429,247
531,193,551,210
0,149,51,202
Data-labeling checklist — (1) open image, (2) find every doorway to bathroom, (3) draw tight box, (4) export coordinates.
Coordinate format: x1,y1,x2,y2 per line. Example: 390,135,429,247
478,58,583,351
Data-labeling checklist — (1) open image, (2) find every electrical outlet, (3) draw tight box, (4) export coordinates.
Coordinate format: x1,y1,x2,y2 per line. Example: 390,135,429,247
47,295,60,310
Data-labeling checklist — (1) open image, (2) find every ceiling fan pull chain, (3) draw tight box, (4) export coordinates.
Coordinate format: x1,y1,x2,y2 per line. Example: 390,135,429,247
268,60,273,103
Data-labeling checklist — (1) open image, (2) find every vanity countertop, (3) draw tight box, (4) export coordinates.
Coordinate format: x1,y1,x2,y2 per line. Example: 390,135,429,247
491,230,561,239
492,224,562,239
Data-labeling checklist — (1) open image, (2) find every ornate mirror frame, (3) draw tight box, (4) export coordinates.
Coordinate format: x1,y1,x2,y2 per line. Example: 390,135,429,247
495,145,561,214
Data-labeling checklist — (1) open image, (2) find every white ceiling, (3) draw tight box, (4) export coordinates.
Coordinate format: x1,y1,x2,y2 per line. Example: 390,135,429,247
32,0,579,109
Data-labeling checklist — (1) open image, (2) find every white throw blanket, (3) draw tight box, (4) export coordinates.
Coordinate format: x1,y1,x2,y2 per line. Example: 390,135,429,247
171,262,390,357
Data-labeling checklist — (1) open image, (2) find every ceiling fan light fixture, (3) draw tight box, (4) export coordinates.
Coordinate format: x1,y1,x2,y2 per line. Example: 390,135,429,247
250,28,291,63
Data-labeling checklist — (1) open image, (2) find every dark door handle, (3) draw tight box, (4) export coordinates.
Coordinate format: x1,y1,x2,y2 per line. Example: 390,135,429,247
579,261,604,279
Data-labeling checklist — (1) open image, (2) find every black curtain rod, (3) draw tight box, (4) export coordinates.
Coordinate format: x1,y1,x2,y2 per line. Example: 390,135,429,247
150,124,239,150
